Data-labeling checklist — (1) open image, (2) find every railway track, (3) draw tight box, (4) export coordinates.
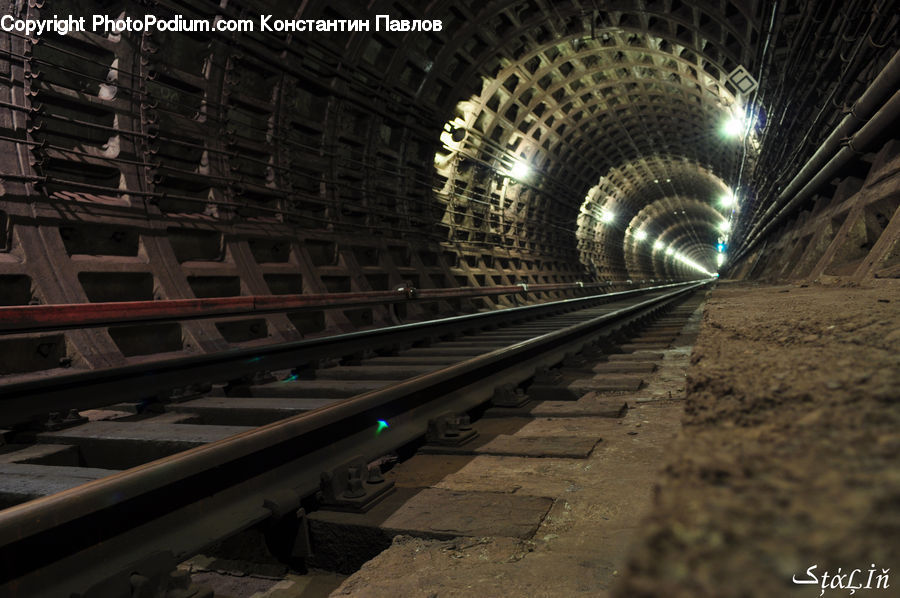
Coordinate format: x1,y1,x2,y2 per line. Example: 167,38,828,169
0,280,708,597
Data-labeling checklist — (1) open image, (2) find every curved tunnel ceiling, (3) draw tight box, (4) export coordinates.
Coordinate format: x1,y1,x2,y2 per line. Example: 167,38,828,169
627,196,727,279
5,0,894,299
432,0,766,279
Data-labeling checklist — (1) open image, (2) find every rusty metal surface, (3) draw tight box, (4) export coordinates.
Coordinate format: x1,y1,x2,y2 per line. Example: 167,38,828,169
0,281,698,427
0,281,622,334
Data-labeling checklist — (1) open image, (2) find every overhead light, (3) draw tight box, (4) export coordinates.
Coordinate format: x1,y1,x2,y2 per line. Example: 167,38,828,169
634,230,648,241
719,220,731,232
720,110,756,138
509,160,530,180
671,251,716,277
600,210,615,224
716,253,726,266
665,246,674,255
721,116,744,137
654,239,664,249
719,192,735,208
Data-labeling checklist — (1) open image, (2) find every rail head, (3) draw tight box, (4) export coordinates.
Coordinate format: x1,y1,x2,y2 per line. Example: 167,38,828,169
0,280,705,427
0,280,677,335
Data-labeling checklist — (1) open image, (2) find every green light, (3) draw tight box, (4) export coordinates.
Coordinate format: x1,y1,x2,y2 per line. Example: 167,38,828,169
376,420,389,435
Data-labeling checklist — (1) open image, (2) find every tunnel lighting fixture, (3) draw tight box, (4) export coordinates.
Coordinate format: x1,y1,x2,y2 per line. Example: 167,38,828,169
665,246,675,256
654,239,664,250
717,242,726,253
721,115,744,137
717,253,726,267
634,230,648,241
720,110,756,139
509,160,530,180
600,210,615,224
670,251,715,277
719,220,731,232
719,192,735,208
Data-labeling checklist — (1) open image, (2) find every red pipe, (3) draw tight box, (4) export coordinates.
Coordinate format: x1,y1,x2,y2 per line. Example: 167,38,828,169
0,282,616,334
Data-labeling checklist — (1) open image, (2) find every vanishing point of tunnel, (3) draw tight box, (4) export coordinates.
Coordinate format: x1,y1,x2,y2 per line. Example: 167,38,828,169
0,1,898,597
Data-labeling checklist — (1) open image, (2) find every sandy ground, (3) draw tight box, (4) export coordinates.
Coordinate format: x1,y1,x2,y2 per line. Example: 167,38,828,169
614,280,900,597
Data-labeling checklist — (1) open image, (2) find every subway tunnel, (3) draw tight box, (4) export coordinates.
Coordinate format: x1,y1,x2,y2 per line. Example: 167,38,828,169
0,1,899,597
0,0,898,367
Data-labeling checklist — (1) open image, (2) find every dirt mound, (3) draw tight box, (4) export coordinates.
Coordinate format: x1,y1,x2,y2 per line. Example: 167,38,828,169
614,281,900,598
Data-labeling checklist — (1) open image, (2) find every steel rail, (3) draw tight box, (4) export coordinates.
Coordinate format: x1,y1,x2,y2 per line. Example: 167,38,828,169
0,281,707,598
0,280,650,335
0,281,698,427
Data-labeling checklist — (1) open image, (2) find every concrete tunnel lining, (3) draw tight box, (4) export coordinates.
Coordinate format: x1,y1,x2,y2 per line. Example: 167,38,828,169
0,0,896,369
0,1,899,596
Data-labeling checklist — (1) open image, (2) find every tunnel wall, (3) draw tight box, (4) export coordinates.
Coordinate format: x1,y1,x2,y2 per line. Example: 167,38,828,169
7,0,888,380
728,139,900,283
0,1,617,379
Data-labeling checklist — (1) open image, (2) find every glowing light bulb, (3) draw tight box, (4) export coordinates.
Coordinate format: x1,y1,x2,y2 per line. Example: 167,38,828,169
722,116,743,137
719,192,735,208
509,160,530,180
719,220,731,232
634,230,647,241
654,239,664,250
600,210,615,224
720,111,756,139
